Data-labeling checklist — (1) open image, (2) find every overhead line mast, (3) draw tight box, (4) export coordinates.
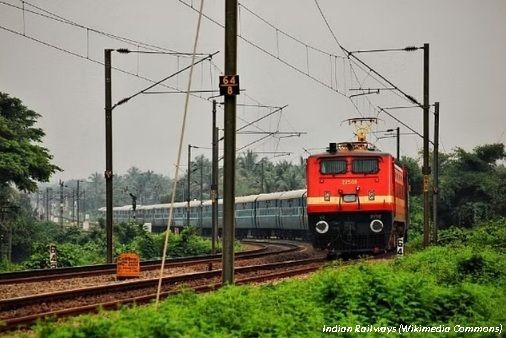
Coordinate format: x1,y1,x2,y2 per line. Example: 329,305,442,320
222,0,238,285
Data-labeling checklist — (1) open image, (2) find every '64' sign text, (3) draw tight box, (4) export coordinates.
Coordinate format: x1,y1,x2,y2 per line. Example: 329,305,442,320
219,75,240,96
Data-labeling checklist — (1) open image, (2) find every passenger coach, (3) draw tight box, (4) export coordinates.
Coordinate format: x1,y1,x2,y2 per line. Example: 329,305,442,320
104,189,308,240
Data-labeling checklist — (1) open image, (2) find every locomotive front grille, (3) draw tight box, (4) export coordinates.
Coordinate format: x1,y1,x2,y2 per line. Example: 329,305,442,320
309,212,392,252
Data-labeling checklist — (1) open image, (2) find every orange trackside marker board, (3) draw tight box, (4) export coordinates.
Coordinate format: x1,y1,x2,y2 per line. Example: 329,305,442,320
116,252,140,278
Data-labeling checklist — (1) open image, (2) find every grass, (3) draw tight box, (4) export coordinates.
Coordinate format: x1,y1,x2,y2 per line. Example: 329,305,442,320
10,218,506,337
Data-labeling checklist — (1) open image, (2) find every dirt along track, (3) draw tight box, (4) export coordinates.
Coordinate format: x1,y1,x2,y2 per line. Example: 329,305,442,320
0,240,325,331
0,241,269,287
0,240,311,299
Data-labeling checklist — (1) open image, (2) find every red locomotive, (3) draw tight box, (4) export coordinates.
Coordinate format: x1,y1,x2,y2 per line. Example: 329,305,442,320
306,118,409,256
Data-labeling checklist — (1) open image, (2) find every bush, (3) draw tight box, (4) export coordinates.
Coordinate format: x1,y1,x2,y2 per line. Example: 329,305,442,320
130,233,164,259
23,242,103,269
437,217,506,251
34,242,505,337
393,246,505,286
315,263,501,328
0,259,22,272
167,227,212,257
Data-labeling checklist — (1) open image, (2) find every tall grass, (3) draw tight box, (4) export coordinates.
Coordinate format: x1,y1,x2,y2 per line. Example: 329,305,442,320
28,218,505,337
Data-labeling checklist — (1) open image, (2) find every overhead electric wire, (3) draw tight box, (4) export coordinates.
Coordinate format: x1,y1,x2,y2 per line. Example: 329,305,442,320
7,0,331,158
113,51,218,109
209,51,295,153
238,3,346,59
178,0,350,101
348,56,421,107
349,47,421,54
313,0,423,108
0,24,211,101
1,0,185,54
237,133,276,152
313,0,428,138
378,107,433,146
236,105,288,132
180,0,365,116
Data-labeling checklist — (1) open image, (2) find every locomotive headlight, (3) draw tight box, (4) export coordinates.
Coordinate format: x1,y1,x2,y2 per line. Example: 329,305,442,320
369,219,384,233
315,220,329,234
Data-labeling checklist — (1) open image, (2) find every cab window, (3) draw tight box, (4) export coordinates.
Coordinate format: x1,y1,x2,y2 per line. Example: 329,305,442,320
320,159,347,174
352,158,379,174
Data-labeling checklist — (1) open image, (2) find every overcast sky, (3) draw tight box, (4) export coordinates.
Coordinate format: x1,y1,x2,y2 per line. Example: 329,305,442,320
1,0,505,182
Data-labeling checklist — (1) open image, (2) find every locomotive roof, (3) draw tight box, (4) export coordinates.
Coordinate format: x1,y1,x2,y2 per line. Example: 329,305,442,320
308,141,394,159
310,149,392,159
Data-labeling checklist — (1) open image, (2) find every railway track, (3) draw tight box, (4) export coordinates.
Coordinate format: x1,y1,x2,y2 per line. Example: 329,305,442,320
0,240,273,285
0,241,321,331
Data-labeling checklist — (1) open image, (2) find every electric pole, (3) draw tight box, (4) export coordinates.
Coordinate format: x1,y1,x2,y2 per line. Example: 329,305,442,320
396,127,400,161
211,100,219,257
199,160,203,228
222,0,238,284
422,43,431,248
187,144,192,227
105,48,113,263
76,180,80,227
45,187,50,222
433,102,440,244
59,180,64,227
71,188,75,224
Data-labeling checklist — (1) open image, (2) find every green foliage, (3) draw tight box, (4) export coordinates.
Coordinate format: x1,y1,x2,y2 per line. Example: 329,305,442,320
33,222,505,337
400,156,423,196
167,226,212,257
7,222,108,271
407,195,423,236
236,152,306,195
316,263,498,327
0,92,60,192
23,242,104,269
399,144,505,229
438,144,505,227
115,222,144,245
130,232,164,259
394,246,505,286
5,220,223,271
399,218,506,285
437,217,506,252
0,259,22,272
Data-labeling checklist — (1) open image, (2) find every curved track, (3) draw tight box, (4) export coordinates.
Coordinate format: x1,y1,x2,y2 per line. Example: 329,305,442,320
0,241,272,285
0,241,321,331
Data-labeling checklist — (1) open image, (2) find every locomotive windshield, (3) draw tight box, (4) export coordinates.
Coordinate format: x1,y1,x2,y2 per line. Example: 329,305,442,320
352,158,379,174
320,159,346,174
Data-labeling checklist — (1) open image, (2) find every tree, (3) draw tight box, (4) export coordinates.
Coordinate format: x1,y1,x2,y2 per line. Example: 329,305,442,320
400,156,423,196
439,144,505,227
0,93,60,192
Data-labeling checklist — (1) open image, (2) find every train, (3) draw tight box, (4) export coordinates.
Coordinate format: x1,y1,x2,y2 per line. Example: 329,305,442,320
100,189,309,240
101,120,409,256
306,140,409,255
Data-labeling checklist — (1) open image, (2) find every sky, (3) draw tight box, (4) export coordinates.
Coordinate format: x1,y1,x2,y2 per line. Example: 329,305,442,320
1,0,505,183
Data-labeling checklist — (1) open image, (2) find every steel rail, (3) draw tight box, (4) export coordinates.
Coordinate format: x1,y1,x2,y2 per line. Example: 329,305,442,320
0,241,278,284
1,252,394,332
1,260,324,331
1,256,324,331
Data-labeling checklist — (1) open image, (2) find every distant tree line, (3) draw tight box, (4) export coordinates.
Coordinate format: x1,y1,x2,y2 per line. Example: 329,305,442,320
401,143,505,232
35,150,306,221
